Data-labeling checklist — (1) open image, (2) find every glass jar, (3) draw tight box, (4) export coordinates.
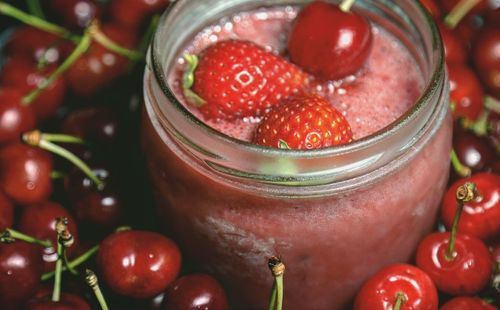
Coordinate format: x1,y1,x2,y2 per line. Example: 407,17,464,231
141,0,451,309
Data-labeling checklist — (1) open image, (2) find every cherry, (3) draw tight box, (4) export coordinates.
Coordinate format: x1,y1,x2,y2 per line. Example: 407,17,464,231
18,201,80,272
96,230,181,299
48,0,104,30
0,191,13,231
441,173,500,240
353,264,438,310
485,8,500,28
0,88,36,144
6,26,63,64
419,0,442,19
440,296,497,310
0,57,66,120
453,128,496,173
24,292,91,310
472,27,500,97
488,111,500,152
447,63,485,121
288,0,373,80
0,144,53,205
0,242,44,307
161,274,229,310
438,23,467,64
109,0,168,30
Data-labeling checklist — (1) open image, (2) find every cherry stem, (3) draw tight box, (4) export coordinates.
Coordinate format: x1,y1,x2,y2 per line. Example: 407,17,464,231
444,0,481,29
460,110,490,136
0,228,52,248
39,133,86,144
0,2,79,43
446,182,477,260
86,269,109,310
450,149,471,178
88,21,142,61
26,0,45,19
268,256,285,310
22,31,92,106
485,96,500,115
51,170,66,179
41,245,99,281
51,218,70,303
339,0,356,12
393,292,406,310
138,14,161,55
22,130,105,189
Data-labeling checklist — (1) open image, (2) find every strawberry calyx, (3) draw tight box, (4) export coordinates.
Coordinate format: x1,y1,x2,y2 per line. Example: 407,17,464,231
182,53,206,107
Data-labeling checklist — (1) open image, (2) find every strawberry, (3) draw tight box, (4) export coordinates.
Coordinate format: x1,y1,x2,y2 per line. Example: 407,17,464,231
252,94,353,149
183,40,309,120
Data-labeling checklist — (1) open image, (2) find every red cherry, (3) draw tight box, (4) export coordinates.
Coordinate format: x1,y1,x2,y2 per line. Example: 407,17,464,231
0,144,53,205
18,201,80,272
0,88,36,144
97,230,181,298
472,27,500,97
485,8,500,28
0,191,14,231
415,232,492,295
453,129,496,173
161,274,229,310
438,24,467,64
447,63,484,121
419,0,442,19
6,26,62,64
0,242,44,307
48,0,104,29
288,0,373,80
441,173,500,240
110,0,168,29
440,296,497,310
25,292,91,310
0,57,66,120
353,264,438,310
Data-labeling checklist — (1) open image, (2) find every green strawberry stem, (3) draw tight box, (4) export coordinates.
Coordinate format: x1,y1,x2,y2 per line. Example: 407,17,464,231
485,95,500,115
446,182,477,260
26,0,45,19
339,0,357,12
22,31,92,106
450,149,471,178
22,130,105,189
393,292,406,310
268,256,285,310
460,110,490,136
0,228,52,248
41,245,99,281
89,21,142,61
0,2,78,43
182,54,206,107
444,0,481,29
86,269,110,310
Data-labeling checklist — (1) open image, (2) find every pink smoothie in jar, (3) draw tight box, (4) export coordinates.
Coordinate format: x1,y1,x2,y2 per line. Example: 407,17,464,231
142,1,451,309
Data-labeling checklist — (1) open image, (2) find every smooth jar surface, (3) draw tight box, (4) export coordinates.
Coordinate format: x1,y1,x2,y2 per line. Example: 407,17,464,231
141,0,452,309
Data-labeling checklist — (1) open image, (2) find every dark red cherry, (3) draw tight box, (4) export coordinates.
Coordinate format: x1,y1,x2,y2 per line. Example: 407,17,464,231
472,27,500,97
448,63,484,121
438,23,467,64
419,0,442,19
110,0,169,29
0,191,14,231
441,173,500,240
288,0,373,80
0,242,44,307
0,57,66,120
19,201,80,272
0,144,53,205
25,292,91,310
440,296,497,310
453,129,496,173
97,230,181,299
488,111,500,152
48,0,104,29
6,26,62,64
353,264,438,310
162,274,229,310
485,8,500,28
416,232,493,295
0,88,36,144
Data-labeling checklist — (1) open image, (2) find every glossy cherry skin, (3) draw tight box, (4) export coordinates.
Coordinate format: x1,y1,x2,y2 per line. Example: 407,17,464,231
6,26,62,64
0,242,44,307
162,274,229,310
0,144,53,205
48,0,104,29
97,230,181,299
0,88,36,144
438,24,466,64
415,232,492,295
288,0,373,80
441,172,500,240
110,0,169,29
453,128,496,173
0,191,13,230
419,0,442,19
353,264,438,310
0,57,66,120
472,27,500,97
440,296,497,310
25,292,91,310
447,63,485,121
19,201,80,272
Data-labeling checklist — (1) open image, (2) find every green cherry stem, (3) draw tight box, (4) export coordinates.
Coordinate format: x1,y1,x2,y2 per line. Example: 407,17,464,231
450,149,471,178
444,0,481,29
26,0,45,19
485,95,500,115
88,21,142,61
460,110,490,136
0,228,52,248
339,0,356,12
22,130,105,189
138,14,160,56
393,292,406,310
51,218,70,303
41,245,99,281
0,2,78,42
446,182,477,260
268,256,285,310
22,31,92,106
39,132,86,144
86,269,110,310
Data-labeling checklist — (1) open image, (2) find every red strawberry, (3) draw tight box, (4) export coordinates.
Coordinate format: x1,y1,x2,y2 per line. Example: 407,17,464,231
183,40,309,120
252,94,353,149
